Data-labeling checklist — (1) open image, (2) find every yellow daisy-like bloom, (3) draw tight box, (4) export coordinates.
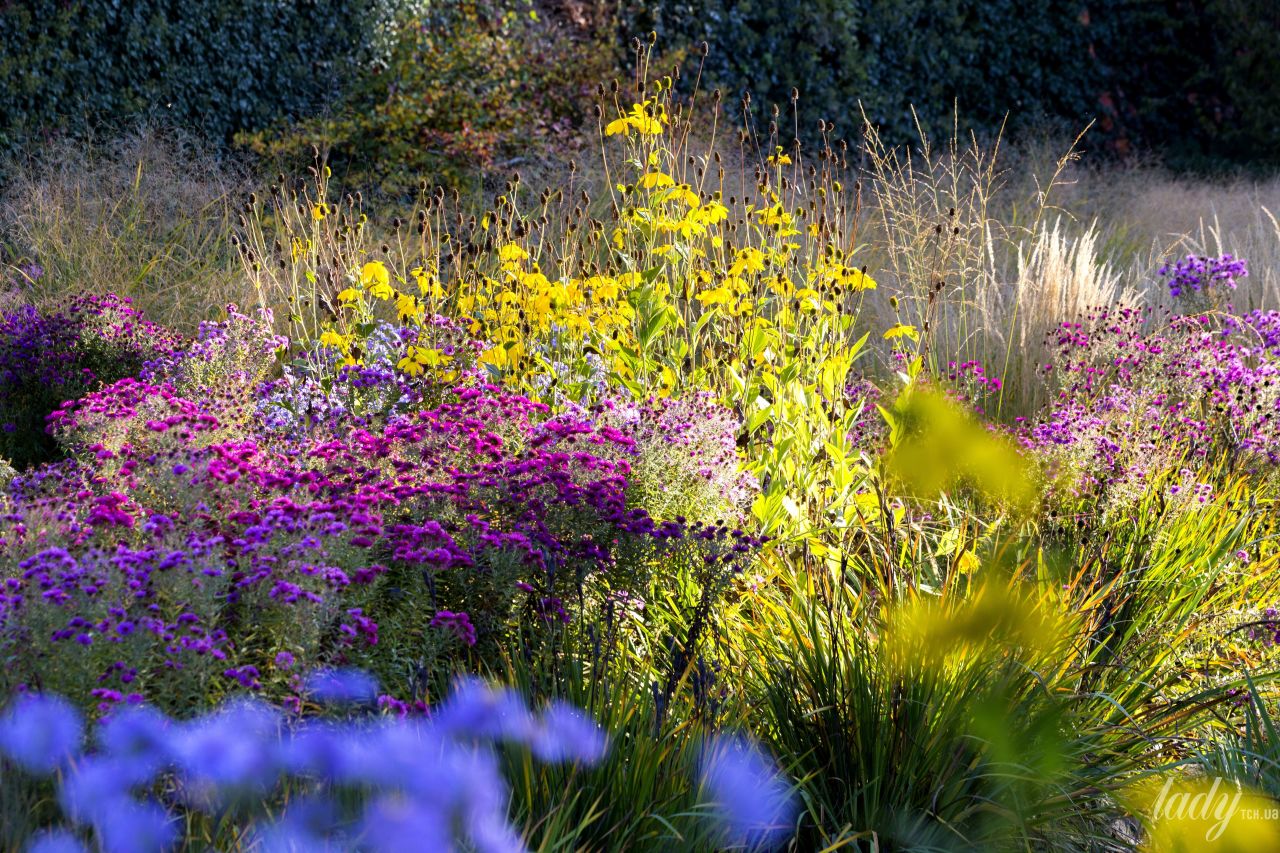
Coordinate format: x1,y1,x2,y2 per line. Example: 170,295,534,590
884,323,919,341
605,101,666,137
395,292,422,321
360,261,391,291
498,243,529,265
319,331,350,352
696,285,733,307
396,355,425,376
639,171,674,189
312,203,329,222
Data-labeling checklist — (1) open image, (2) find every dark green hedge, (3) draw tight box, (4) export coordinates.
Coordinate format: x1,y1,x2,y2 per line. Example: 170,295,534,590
2,0,1275,170
632,0,1280,168
0,0,393,151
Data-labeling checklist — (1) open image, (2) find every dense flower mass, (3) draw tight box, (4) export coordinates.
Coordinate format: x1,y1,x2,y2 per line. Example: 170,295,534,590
0,295,183,467
0,297,760,714
5,68,1280,849
1020,302,1280,506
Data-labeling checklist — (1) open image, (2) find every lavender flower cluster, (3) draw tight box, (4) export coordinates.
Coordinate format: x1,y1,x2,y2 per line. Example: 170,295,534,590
261,317,484,438
1159,253,1248,299
581,391,758,522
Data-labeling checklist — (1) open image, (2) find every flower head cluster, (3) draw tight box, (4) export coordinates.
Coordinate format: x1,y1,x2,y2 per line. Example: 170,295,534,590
2,377,760,706
580,391,757,522
1159,253,1248,299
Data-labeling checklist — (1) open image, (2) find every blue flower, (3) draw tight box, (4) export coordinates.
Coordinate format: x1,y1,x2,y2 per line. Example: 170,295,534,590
25,830,88,853
359,794,452,852
97,705,172,785
248,795,347,852
60,758,131,826
303,667,379,706
95,800,176,853
0,694,83,774
698,734,797,850
170,699,282,797
434,678,535,742
529,702,608,764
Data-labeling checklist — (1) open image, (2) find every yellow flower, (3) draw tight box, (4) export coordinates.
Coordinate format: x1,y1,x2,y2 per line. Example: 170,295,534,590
696,285,733,307
672,185,700,208
396,355,425,376
498,243,529,264
319,331,350,352
412,267,444,300
846,268,878,291
417,347,451,367
690,201,729,226
395,292,422,321
884,323,920,342
728,248,766,277
360,261,390,290
312,203,329,222
586,276,619,302
639,171,674,189
335,287,362,304
605,101,666,136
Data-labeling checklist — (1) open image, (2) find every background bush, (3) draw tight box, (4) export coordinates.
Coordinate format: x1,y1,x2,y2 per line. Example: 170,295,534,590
632,0,1280,169
239,0,614,198
0,0,408,151
3,0,1278,175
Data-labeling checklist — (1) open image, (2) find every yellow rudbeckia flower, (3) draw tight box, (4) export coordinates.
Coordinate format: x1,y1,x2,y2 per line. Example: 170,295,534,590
884,323,919,341
360,262,392,299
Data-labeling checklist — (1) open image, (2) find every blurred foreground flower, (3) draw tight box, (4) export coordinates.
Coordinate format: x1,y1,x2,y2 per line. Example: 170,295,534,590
881,386,1038,512
0,673,609,852
1124,775,1280,852
0,693,82,774
699,733,798,849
